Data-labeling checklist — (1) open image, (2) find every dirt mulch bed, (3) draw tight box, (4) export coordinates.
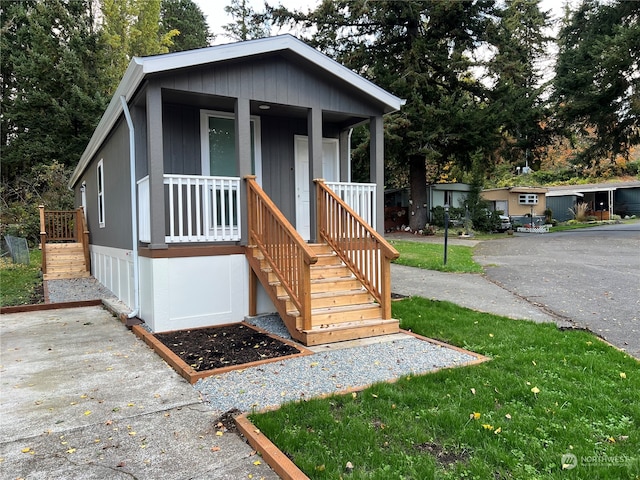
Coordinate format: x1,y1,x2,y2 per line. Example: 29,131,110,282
134,322,313,384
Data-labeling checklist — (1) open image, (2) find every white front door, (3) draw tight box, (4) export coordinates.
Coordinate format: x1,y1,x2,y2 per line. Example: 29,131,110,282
294,135,339,241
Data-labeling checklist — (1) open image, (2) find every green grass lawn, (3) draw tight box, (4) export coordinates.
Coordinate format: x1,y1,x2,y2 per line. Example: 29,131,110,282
389,240,483,273
0,249,43,306
250,298,640,479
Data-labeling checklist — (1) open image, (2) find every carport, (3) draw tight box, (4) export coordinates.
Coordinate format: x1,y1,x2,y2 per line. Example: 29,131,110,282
546,181,640,221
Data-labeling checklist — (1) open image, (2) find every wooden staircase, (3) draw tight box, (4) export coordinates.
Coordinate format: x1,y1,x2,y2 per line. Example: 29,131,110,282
42,242,90,280
248,243,399,346
39,206,91,281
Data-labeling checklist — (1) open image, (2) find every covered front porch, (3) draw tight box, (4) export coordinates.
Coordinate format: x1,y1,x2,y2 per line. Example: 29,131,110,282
132,75,400,342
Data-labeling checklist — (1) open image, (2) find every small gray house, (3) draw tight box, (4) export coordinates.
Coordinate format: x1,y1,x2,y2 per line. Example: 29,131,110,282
69,35,404,346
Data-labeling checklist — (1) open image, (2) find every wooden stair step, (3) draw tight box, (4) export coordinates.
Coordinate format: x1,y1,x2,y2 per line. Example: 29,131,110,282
309,264,353,280
286,301,381,322
309,277,362,294
279,289,373,310
302,318,400,346
311,303,382,325
313,253,342,266
43,271,91,280
308,243,334,255
45,242,83,250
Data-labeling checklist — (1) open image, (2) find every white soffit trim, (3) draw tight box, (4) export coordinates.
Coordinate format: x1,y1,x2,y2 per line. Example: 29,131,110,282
69,35,404,188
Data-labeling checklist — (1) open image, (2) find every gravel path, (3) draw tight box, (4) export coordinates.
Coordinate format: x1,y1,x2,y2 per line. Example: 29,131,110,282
194,333,478,414
44,279,482,414
46,277,118,303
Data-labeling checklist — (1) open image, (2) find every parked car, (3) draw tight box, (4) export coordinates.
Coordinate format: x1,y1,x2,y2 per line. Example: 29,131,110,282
498,215,512,232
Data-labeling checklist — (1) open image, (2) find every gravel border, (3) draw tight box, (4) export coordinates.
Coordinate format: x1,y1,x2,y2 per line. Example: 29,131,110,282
195,328,479,414
46,277,118,303
45,281,483,415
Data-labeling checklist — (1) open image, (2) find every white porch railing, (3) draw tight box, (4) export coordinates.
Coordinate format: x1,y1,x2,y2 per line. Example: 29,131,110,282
137,174,241,243
325,181,377,229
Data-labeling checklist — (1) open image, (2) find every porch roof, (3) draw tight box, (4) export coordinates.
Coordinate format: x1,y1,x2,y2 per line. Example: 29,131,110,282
70,35,405,188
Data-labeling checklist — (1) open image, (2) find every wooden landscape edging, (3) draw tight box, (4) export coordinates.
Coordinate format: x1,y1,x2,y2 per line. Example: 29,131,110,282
234,329,490,480
235,415,310,480
131,321,314,385
0,299,102,315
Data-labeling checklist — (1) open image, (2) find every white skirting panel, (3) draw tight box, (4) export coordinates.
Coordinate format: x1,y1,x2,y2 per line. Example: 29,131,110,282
90,245,134,308
139,254,251,333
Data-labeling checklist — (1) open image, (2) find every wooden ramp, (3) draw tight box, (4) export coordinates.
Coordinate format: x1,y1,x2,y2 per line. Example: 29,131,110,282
248,243,399,346
42,242,90,280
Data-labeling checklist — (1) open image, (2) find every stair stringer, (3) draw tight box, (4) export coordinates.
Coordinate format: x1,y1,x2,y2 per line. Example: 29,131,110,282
245,246,307,344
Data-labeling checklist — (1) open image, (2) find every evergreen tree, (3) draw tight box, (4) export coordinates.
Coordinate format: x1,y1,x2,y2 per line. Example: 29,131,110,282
270,0,498,230
0,0,108,181
486,0,553,171
161,0,212,52
224,0,270,41
100,0,178,93
553,0,640,163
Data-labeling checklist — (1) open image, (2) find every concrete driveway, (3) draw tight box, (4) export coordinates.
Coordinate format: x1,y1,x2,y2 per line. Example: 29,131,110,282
0,306,279,480
475,222,640,359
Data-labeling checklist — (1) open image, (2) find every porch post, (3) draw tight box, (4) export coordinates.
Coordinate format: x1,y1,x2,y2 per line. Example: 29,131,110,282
236,97,251,245
370,115,384,234
146,84,167,249
308,106,323,242
339,129,351,182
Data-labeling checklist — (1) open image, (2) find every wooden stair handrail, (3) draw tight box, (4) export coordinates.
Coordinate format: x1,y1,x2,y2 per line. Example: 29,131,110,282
39,205,47,274
77,206,91,272
315,179,399,319
245,176,317,330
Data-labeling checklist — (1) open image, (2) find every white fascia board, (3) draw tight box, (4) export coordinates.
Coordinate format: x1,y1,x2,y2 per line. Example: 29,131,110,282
139,35,404,111
70,35,404,188
545,190,584,198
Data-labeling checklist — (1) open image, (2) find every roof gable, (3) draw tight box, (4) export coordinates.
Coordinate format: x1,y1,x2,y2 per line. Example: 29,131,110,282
70,35,403,187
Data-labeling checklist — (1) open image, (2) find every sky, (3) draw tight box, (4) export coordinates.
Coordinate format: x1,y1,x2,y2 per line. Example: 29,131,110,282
195,0,570,44
195,0,317,43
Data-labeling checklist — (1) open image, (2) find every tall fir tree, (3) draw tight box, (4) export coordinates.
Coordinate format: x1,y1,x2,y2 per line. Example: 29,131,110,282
1,0,109,181
270,0,498,230
553,0,640,163
486,0,553,171
160,0,212,52
224,0,270,41
100,0,178,93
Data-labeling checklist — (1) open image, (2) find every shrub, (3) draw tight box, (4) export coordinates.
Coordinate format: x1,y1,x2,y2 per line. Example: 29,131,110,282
568,202,589,222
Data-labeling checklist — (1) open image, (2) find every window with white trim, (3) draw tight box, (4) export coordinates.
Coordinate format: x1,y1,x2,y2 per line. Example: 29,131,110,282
97,159,105,228
518,193,538,205
444,191,454,207
200,110,262,182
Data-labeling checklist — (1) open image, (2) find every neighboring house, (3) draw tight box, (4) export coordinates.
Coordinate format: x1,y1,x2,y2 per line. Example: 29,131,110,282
481,187,548,224
426,183,471,222
383,183,471,228
69,35,404,345
546,181,640,221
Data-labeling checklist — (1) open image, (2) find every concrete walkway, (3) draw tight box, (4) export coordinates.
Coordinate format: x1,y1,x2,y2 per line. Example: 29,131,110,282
391,264,566,325
0,306,279,480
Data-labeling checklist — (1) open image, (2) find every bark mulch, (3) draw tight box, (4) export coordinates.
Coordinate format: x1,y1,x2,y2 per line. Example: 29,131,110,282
154,323,302,372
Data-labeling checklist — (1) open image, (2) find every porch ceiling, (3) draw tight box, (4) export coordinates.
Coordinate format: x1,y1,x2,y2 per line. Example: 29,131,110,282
161,89,368,129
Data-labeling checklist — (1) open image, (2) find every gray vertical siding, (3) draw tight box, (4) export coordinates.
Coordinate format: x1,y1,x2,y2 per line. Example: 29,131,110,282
546,196,578,222
155,55,382,116
260,117,306,224
615,188,640,216
76,118,133,249
163,104,201,174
